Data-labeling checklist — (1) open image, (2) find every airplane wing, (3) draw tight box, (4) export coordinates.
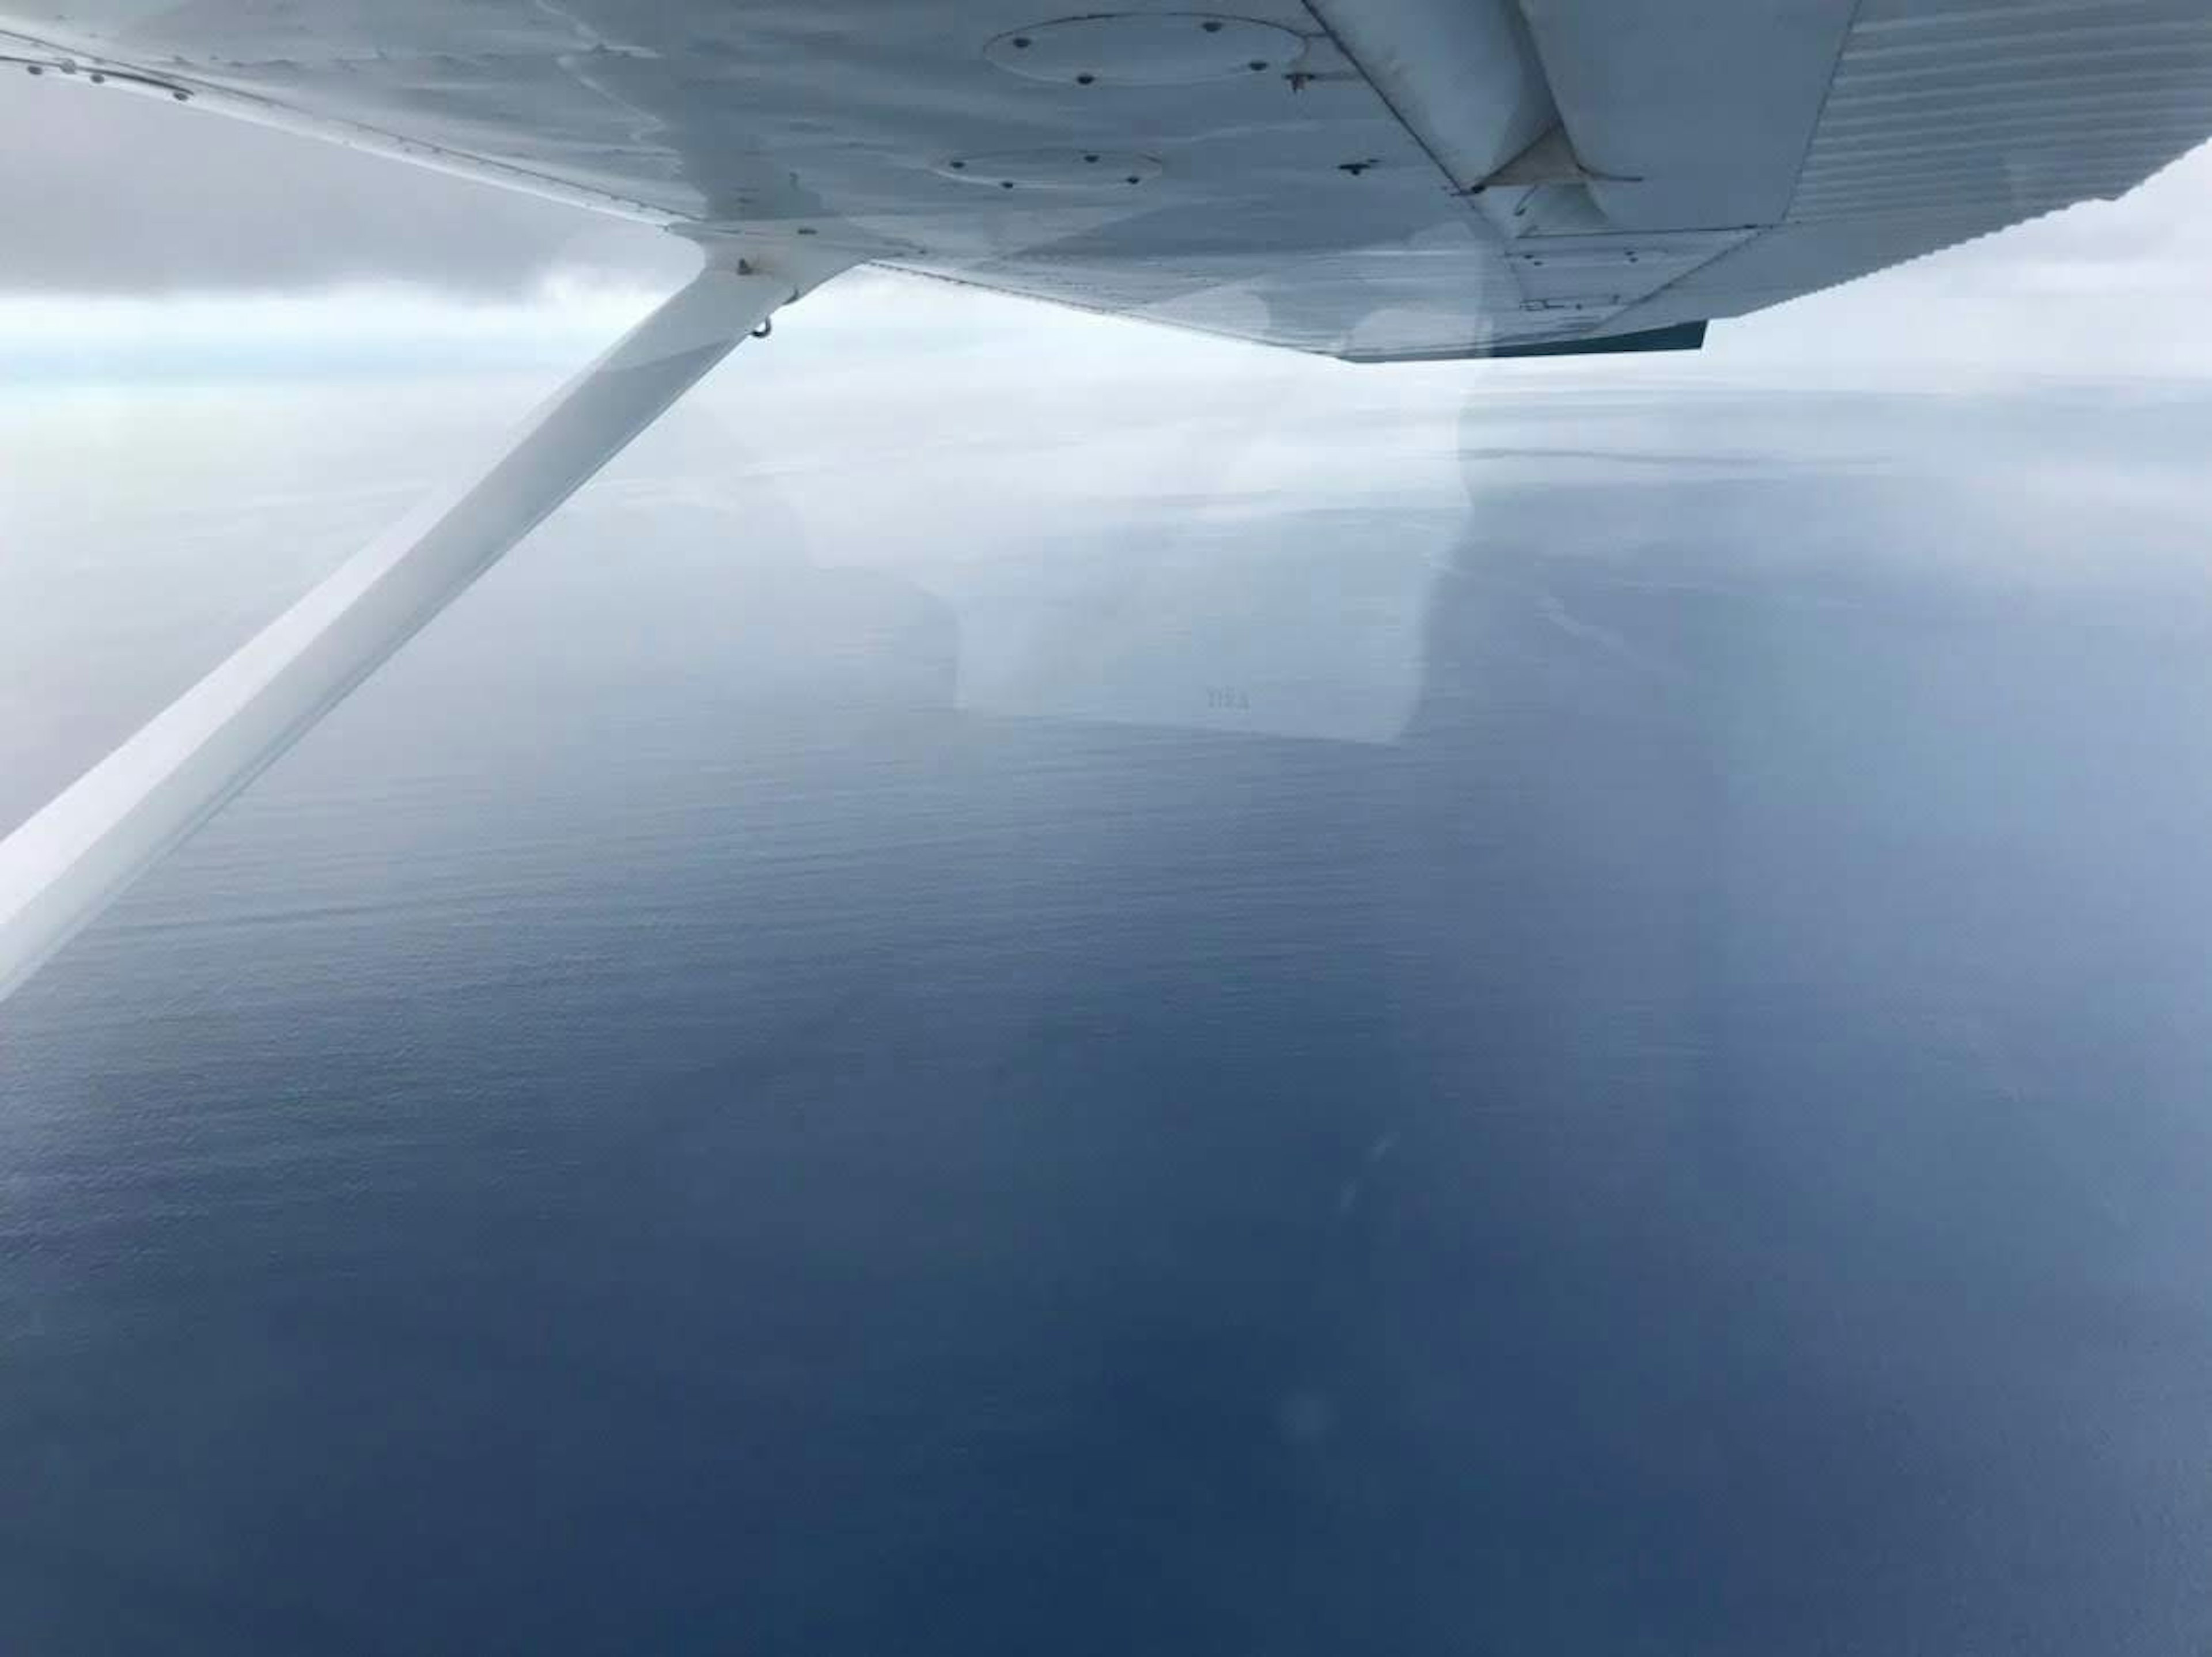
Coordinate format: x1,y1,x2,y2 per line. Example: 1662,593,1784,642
5,0,2209,363
5,0,2211,1004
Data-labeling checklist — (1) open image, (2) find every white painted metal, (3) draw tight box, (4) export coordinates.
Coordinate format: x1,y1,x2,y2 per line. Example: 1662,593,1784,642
1302,0,1555,192
5,1,2207,359
1513,0,1859,232
0,252,844,1005
1602,0,2212,336
980,14,1305,86
937,149,1165,191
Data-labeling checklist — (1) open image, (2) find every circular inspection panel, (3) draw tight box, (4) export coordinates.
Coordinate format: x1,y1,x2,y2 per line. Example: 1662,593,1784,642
937,149,1164,189
983,14,1304,86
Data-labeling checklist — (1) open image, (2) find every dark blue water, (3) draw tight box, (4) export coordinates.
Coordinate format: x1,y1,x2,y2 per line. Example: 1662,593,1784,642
6,382,2212,1653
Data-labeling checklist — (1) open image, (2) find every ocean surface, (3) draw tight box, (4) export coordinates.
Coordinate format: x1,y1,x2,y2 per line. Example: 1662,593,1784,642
5,370,2212,1654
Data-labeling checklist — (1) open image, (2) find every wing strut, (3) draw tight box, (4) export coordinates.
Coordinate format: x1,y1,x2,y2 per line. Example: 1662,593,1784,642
0,247,851,1005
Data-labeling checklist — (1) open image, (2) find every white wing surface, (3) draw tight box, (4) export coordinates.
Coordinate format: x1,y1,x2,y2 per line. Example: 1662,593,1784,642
4,0,2208,361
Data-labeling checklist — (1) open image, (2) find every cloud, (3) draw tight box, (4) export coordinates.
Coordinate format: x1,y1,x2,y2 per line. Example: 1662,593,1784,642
1894,146,2212,299
1715,143,2212,380
0,70,682,293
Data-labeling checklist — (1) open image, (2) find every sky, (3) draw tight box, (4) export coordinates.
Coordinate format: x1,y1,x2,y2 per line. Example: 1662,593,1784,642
2,66,2210,381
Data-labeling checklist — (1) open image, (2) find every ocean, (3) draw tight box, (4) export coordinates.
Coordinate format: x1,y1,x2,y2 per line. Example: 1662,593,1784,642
5,367,2212,1653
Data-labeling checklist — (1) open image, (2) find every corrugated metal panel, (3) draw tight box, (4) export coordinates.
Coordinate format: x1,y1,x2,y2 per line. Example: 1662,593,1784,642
1603,0,2212,338
1787,0,2212,223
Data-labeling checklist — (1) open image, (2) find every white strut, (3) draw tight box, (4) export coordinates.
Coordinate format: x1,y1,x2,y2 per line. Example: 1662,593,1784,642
0,248,850,1006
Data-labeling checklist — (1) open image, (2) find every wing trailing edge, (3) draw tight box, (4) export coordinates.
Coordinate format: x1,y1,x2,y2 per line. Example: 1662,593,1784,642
1339,321,1707,364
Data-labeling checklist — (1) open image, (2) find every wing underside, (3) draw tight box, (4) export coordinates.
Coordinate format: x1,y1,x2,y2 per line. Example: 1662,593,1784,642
2,0,2209,359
